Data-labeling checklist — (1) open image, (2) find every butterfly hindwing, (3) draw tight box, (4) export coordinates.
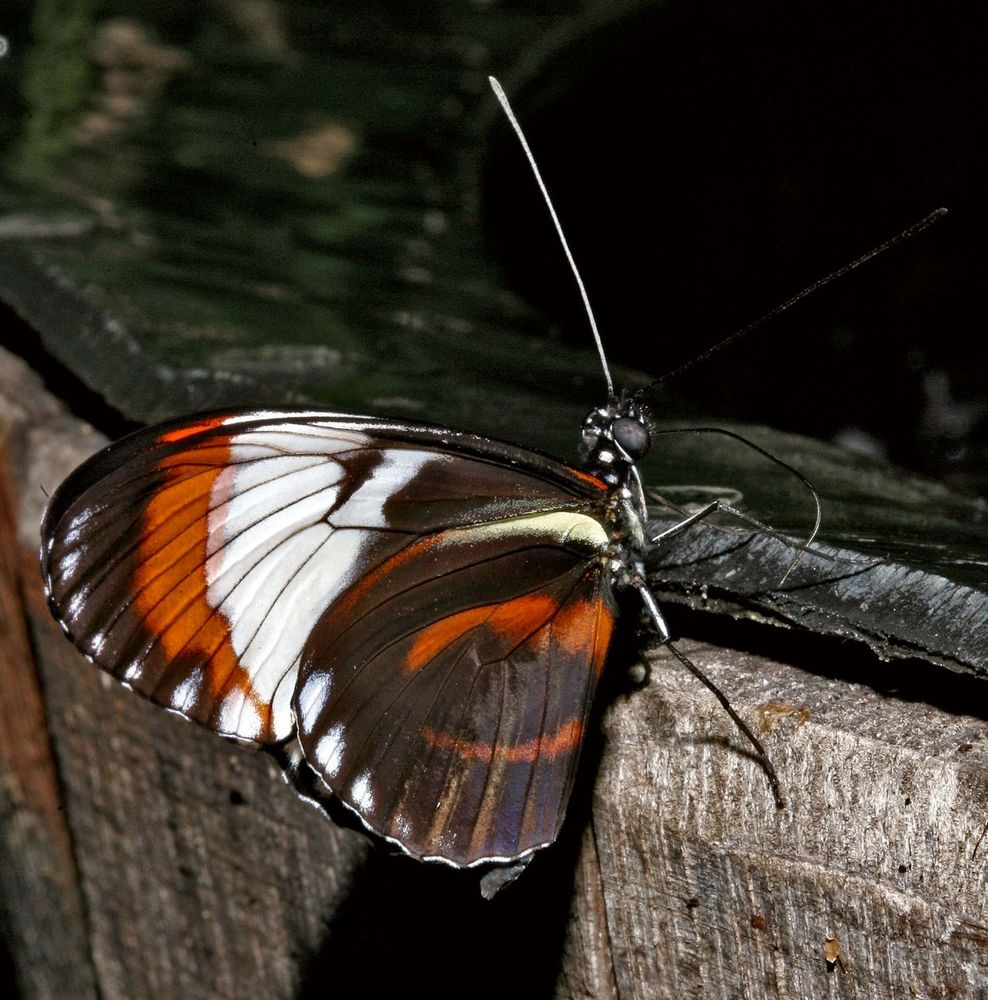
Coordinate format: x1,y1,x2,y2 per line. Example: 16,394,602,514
295,510,617,866
42,409,617,863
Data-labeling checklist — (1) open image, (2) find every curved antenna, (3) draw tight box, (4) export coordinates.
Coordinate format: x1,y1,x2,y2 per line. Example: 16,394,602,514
650,425,821,583
635,207,948,399
489,76,615,398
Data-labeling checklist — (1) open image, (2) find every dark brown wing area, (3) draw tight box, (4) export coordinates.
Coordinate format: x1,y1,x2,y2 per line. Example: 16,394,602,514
294,511,616,867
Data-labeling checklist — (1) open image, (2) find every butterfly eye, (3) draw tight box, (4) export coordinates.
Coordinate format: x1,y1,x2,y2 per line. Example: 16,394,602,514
612,416,651,460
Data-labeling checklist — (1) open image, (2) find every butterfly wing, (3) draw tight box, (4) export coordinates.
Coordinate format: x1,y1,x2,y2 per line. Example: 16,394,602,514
42,409,616,863
295,508,616,866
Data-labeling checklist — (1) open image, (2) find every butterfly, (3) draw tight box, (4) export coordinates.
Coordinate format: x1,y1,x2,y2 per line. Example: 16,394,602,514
51,76,926,888
40,399,668,877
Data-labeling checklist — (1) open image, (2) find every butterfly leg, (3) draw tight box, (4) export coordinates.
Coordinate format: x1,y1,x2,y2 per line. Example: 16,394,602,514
646,493,846,586
648,489,883,590
649,499,724,545
633,582,785,809
648,493,812,554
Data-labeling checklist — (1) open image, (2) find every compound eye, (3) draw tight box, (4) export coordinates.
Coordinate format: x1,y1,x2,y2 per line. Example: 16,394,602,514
612,416,651,460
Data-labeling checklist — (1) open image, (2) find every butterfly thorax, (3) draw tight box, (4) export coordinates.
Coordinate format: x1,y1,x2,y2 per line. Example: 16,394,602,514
581,398,652,591
597,488,646,592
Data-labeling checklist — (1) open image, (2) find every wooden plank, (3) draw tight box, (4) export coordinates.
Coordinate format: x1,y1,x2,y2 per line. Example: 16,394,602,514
563,640,988,997
0,451,96,999
556,825,620,999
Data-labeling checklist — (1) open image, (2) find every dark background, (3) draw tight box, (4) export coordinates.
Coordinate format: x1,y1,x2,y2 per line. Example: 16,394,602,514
0,0,984,495
484,0,986,493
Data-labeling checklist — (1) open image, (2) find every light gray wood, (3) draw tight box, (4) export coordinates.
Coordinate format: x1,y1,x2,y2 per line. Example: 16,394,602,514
563,643,988,998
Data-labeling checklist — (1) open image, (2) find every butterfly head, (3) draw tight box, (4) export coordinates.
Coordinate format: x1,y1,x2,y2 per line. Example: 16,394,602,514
581,397,651,486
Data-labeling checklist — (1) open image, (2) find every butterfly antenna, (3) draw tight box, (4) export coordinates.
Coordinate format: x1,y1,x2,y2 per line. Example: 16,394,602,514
489,76,615,399
650,426,822,583
635,207,948,399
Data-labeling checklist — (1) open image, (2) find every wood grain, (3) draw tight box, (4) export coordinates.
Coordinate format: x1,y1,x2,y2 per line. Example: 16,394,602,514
0,454,96,999
565,643,988,997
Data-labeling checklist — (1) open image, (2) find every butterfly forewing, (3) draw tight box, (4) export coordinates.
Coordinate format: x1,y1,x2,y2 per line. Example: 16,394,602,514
41,409,617,865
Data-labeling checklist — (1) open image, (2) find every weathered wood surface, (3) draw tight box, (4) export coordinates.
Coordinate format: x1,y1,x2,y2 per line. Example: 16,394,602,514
563,643,988,998
4,357,988,999
0,388,96,998
641,425,987,678
647,490,988,676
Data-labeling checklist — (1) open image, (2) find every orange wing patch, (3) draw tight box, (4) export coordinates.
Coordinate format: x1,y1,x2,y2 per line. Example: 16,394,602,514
404,592,560,672
553,593,615,675
133,431,263,723
404,605,491,671
568,467,609,491
422,718,583,765
159,414,229,444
